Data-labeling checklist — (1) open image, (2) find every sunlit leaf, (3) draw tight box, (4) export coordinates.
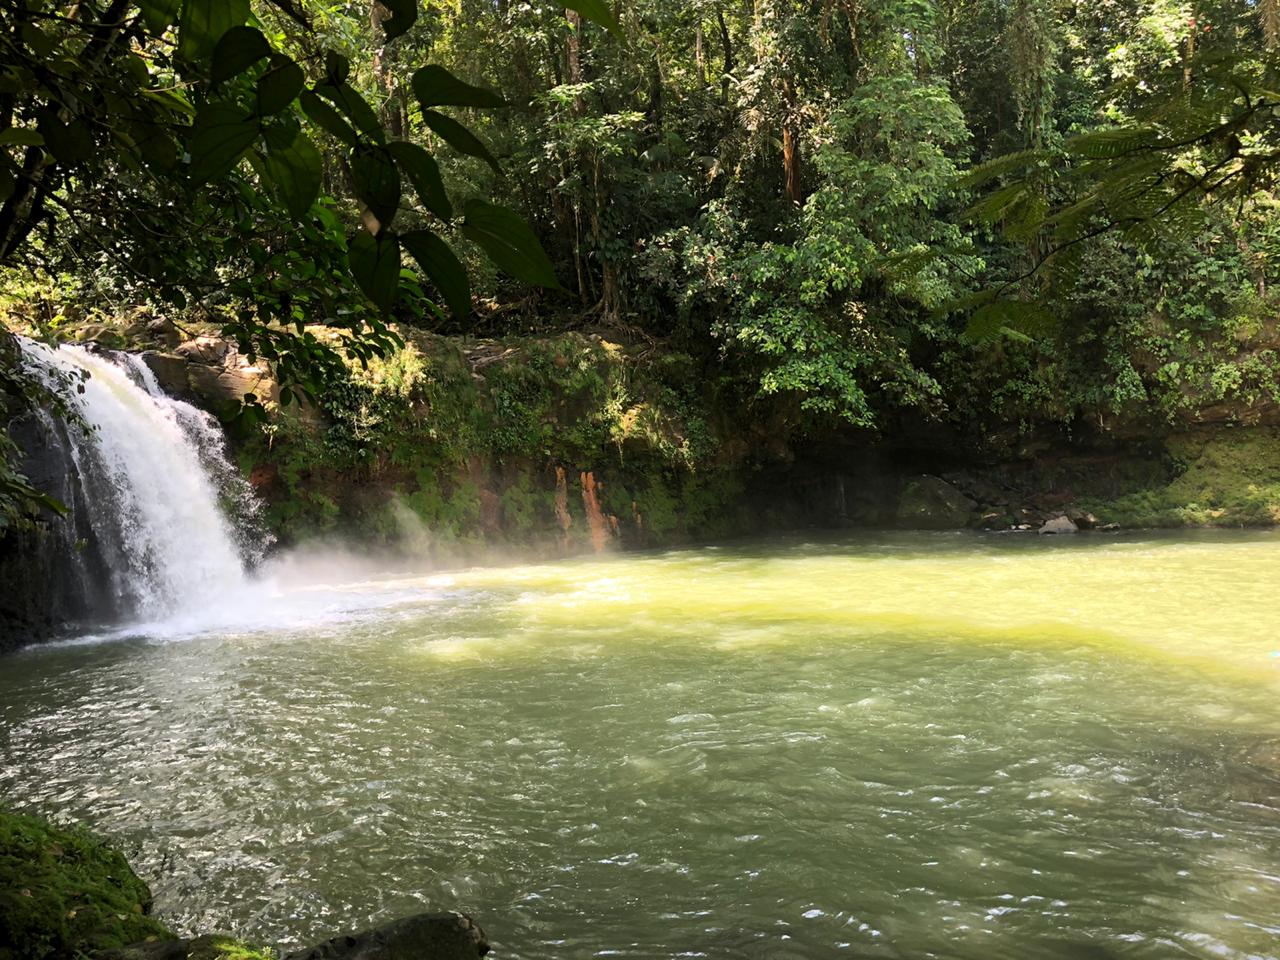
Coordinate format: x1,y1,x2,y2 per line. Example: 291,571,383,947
565,0,621,35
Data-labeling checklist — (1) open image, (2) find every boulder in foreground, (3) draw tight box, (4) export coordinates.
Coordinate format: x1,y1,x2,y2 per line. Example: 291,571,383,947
285,913,490,960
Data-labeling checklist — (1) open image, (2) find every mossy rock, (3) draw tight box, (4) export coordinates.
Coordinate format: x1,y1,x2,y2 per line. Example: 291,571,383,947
0,811,172,960
895,475,978,529
96,934,273,960
1085,427,1280,527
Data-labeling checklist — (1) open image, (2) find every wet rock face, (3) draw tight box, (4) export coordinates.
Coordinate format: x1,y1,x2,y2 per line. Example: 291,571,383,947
285,912,490,960
894,475,978,529
141,351,190,398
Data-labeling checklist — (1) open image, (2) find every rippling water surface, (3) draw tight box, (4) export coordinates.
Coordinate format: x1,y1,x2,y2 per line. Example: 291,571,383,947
3,532,1279,959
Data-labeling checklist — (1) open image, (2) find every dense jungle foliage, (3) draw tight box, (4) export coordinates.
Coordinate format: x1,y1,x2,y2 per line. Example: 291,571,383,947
1,0,1278,528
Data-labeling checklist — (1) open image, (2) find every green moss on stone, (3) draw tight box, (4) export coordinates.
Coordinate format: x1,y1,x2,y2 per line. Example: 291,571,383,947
1085,428,1280,526
0,811,172,960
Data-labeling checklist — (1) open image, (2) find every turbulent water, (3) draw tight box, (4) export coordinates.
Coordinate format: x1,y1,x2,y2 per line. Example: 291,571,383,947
17,341,262,623
2,533,1279,959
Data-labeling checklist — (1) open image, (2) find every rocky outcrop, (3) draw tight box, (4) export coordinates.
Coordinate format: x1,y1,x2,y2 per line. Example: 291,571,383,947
0,811,172,959
895,475,978,529
138,337,279,411
285,912,489,960
4,807,487,960
1038,515,1078,535
141,352,190,397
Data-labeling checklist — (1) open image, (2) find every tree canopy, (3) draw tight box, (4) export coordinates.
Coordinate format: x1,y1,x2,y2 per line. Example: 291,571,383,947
3,0,1280,526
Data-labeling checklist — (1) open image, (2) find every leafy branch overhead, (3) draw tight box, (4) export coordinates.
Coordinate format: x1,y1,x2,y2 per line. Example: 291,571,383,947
0,0,621,356
959,46,1280,340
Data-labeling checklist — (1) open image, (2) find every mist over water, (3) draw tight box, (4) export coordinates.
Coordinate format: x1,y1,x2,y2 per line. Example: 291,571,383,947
4,532,1280,960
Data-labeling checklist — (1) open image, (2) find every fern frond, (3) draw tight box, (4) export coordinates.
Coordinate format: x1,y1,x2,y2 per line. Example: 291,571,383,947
963,182,1032,224
963,300,1056,343
1065,127,1159,159
958,149,1049,188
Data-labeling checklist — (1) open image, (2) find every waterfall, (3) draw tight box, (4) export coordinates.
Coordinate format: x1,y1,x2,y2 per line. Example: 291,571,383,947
16,340,266,627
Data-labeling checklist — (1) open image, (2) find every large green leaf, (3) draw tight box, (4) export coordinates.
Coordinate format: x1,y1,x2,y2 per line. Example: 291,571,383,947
401,229,470,320
263,132,321,219
299,89,358,148
348,229,401,312
422,110,498,171
37,115,92,163
380,0,418,41
460,200,560,289
211,26,270,84
0,128,44,147
411,66,505,109
565,0,621,35
387,141,450,220
189,104,258,183
325,51,350,85
138,0,181,34
1065,127,1158,159
257,56,305,115
352,146,401,231
314,82,384,144
178,0,250,63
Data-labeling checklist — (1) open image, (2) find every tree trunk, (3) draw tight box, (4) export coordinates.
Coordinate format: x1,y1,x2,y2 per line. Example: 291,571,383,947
781,76,802,205
717,8,734,103
370,2,405,139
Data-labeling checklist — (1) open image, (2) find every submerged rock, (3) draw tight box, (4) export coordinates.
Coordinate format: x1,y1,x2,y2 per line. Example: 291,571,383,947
1038,515,1078,535
895,475,978,529
286,912,490,960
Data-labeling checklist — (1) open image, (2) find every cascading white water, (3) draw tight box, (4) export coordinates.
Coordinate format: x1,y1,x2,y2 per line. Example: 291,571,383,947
20,340,265,623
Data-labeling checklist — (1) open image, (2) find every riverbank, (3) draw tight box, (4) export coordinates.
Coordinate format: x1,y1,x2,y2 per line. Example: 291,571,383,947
31,316,1280,553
